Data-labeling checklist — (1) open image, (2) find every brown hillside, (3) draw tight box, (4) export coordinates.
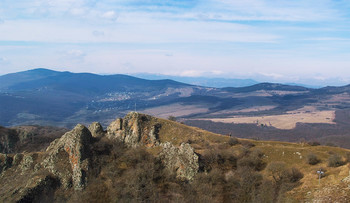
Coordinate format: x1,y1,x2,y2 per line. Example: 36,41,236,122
0,112,349,202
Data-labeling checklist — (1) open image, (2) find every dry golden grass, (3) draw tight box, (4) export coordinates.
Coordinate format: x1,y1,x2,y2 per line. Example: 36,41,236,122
141,103,208,118
201,110,335,129
151,116,229,148
209,105,277,115
133,113,350,202
249,140,350,201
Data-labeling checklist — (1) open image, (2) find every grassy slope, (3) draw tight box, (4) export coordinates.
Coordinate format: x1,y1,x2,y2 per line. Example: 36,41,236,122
3,114,349,201
148,117,350,201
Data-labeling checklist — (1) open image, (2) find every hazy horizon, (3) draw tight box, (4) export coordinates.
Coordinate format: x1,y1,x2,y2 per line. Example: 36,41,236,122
1,1,350,86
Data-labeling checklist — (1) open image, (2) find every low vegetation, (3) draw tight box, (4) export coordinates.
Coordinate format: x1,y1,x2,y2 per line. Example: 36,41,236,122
1,113,350,202
306,153,321,165
328,153,345,167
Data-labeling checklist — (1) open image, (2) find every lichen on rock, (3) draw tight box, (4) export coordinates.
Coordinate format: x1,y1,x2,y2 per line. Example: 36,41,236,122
159,142,199,180
107,112,161,147
19,154,34,173
88,122,105,138
42,124,92,190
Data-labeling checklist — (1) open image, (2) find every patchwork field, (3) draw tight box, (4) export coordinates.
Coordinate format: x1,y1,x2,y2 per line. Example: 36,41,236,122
199,109,335,129
140,103,209,118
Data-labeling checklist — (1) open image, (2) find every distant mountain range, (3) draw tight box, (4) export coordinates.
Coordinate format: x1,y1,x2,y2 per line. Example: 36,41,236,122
1,68,350,129
131,73,259,88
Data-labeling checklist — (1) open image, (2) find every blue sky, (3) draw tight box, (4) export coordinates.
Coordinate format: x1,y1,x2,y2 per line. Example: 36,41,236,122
0,0,350,85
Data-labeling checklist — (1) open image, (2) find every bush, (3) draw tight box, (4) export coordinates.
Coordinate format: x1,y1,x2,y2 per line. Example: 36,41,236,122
266,161,287,183
235,168,263,202
306,153,320,165
228,137,239,146
345,152,350,163
238,149,265,171
266,162,303,184
328,154,345,167
241,140,255,148
200,148,237,171
325,142,337,147
308,141,320,146
167,116,177,121
283,167,304,183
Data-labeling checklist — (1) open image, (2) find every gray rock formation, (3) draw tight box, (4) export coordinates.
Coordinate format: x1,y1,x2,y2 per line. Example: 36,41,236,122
42,124,92,190
160,142,199,180
88,122,105,138
19,154,35,173
0,112,203,202
107,112,160,147
15,174,58,202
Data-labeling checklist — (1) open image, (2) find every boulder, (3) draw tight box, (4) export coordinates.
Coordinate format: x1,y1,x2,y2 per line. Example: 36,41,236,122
88,122,105,138
160,142,199,180
42,124,92,190
106,118,123,139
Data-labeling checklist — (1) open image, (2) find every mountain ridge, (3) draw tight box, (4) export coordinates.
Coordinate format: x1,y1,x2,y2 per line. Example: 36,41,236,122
2,69,350,151
1,112,349,202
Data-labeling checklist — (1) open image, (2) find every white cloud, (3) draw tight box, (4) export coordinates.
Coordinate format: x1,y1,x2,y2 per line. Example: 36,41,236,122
179,70,204,77
66,49,85,57
101,11,118,21
0,0,350,85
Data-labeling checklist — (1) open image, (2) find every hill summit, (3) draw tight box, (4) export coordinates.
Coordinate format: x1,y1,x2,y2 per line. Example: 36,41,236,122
1,112,350,202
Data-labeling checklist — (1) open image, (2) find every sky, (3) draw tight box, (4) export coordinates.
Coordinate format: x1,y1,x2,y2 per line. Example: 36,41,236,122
0,0,350,86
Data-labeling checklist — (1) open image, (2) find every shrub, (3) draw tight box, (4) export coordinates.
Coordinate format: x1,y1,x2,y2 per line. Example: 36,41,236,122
228,137,240,146
266,161,287,183
238,149,265,171
308,141,320,146
200,148,237,171
241,140,255,148
266,162,303,184
283,167,303,183
235,168,263,202
325,142,337,147
345,152,350,163
306,153,320,165
328,154,345,167
167,116,177,121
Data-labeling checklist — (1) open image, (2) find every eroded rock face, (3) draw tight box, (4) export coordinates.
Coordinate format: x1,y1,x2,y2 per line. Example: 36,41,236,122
160,142,199,180
0,154,13,174
1,112,202,202
19,154,35,173
16,174,59,203
88,122,105,138
42,124,92,190
107,112,160,147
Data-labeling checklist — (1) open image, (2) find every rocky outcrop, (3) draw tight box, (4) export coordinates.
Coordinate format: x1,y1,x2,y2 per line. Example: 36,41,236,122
106,112,198,180
1,112,203,202
42,124,92,190
88,122,105,138
15,174,59,203
0,126,19,154
160,142,199,180
0,154,13,175
107,112,160,147
19,154,35,173
106,118,123,139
